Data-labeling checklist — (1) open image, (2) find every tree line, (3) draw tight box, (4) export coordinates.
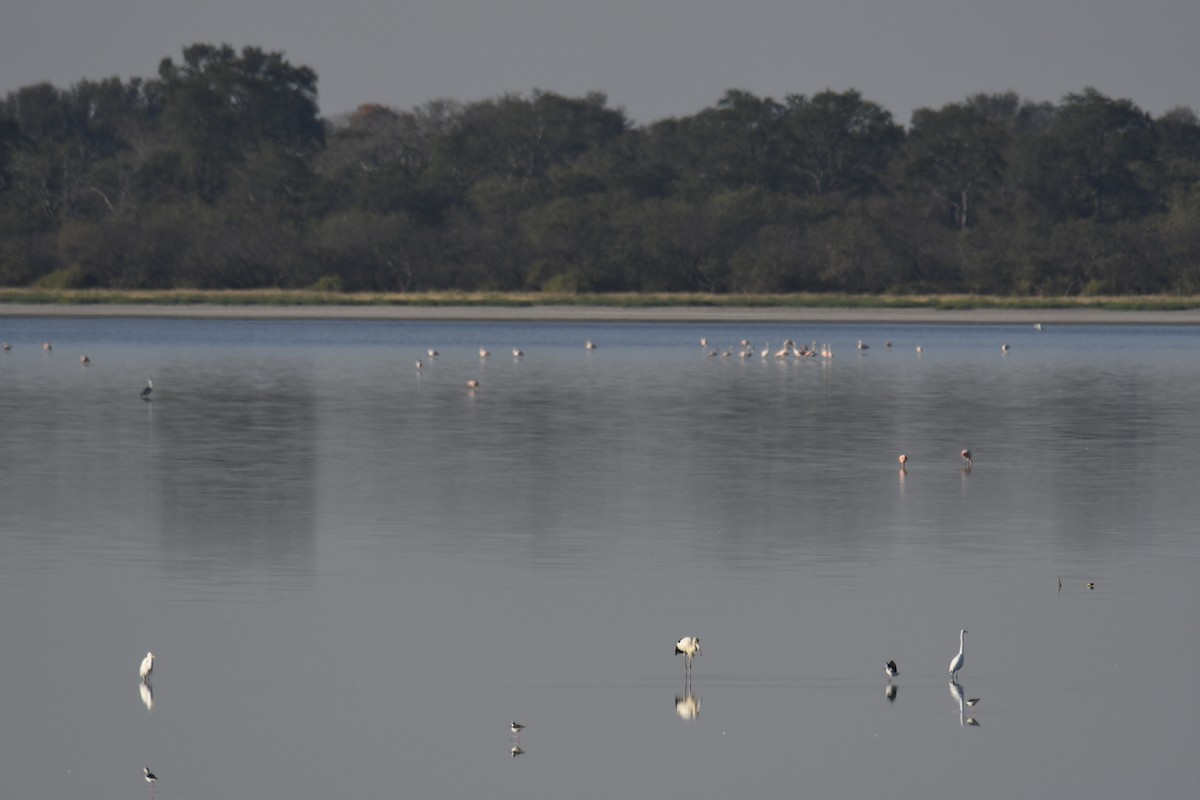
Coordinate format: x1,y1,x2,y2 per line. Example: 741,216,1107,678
2,43,1199,295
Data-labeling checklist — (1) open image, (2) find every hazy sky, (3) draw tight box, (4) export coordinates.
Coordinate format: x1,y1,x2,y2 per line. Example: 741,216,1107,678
3,0,1197,126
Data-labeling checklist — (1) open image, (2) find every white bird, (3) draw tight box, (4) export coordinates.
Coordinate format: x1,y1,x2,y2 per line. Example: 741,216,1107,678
427,349,439,359
585,340,597,350
511,721,525,737
141,378,154,401
1001,343,1010,354
144,767,157,784
760,342,770,358
512,348,524,358
948,629,967,681
884,660,899,680
857,340,869,350
42,342,52,352
140,651,155,682
415,359,423,370
479,348,490,358
675,636,701,672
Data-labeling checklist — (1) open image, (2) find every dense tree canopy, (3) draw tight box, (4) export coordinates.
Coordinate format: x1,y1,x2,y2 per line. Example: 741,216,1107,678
2,44,1199,294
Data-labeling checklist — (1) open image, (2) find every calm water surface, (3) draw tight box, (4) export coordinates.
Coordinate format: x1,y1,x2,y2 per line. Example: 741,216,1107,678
1,318,1198,799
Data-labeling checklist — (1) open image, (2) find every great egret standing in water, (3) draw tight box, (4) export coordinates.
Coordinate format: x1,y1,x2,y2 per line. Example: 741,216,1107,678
140,652,155,683
948,630,966,681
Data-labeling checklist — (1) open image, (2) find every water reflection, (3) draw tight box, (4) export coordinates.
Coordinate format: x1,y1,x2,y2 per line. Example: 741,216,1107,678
675,679,701,721
884,683,897,702
139,680,154,712
511,745,525,758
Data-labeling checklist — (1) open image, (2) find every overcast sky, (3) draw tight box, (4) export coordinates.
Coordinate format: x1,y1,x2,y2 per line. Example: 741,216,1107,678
4,0,1198,126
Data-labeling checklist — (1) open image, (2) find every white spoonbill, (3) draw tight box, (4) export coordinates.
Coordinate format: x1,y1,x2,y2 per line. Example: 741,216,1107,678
675,636,702,672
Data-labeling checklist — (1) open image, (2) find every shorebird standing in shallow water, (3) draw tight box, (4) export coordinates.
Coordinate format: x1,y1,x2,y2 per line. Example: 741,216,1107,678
141,378,154,401
675,636,702,673
898,454,908,471
885,660,899,680
949,629,967,681
511,722,525,738
467,379,480,392
960,449,973,467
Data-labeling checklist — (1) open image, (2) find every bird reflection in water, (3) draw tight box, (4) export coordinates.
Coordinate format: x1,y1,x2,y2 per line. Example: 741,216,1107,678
884,683,897,702
675,679,701,721
949,680,979,728
511,745,525,758
139,680,154,712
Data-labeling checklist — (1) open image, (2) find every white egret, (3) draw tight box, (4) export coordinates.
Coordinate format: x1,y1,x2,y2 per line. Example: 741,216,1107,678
948,629,966,681
140,651,155,682
675,636,701,672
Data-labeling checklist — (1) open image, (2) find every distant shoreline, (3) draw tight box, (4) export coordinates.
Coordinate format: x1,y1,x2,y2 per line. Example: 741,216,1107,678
2,302,1200,325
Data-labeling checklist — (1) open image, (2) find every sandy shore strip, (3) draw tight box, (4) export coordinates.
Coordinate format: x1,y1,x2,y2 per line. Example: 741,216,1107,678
2,303,1200,324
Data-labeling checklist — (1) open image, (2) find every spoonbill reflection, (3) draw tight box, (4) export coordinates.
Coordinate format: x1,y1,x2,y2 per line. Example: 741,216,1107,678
675,636,701,673
139,652,155,683
675,686,701,720
948,629,966,680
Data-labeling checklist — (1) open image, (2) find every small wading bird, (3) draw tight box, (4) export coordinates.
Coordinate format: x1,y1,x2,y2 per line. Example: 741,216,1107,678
140,651,155,683
1001,343,1010,354
965,697,979,708
415,359,422,370
2,342,10,351
141,378,154,401
960,449,973,467
80,355,90,365
479,348,490,358
949,629,967,681
42,342,52,351
675,636,702,673
511,722,525,737
857,339,869,350
512,348,524,358
467,379,480,392
885,660,899,680
898,454,908,470
144,767,157,784
585,340,596,350
427,348,439,359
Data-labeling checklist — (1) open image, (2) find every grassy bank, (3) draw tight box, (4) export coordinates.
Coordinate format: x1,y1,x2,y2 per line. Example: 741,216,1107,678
3,289,1200,311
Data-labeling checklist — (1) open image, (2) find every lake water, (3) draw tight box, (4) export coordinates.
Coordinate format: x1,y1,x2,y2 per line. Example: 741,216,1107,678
1,317,1198,799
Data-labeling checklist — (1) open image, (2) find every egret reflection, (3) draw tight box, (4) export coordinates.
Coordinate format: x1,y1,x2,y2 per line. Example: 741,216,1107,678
139,680,154,712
